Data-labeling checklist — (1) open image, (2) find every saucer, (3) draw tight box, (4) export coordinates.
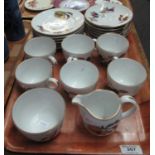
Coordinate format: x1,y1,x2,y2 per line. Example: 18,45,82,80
25,0,54,11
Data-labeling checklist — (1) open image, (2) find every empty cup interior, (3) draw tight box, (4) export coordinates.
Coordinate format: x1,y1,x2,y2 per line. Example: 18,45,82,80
108,58,147,86
60,60,99,89
12,88,65,133
97,33,129,55
62,34,94,55
24,36,56,57
15,58,52,84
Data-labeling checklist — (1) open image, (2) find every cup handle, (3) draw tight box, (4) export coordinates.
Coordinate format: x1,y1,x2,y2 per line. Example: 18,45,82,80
67,57,78,63
112,56,119,60
120,95,137,119
48,56,57,65
92,38,97,42
47,78,59,89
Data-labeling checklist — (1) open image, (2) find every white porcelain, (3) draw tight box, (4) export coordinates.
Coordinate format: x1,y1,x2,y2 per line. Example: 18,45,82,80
96,33,129,61
72,89,137,136
24,0,54,11
59,0,90,12
85,1,133,28
95,0,122,5
24,37,57,64
32,24,85,49
15,58,58,89
61,34,95,60
12,88,65,142
107,58,147,95
31,8,84,36
60,60,99,96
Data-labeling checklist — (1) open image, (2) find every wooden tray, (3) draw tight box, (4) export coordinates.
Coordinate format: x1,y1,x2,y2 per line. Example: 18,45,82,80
4,21,150,154
4,20,33,106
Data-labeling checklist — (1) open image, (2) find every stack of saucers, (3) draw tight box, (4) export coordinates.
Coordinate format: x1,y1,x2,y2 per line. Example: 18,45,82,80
84,1,133,38
31,8,85,49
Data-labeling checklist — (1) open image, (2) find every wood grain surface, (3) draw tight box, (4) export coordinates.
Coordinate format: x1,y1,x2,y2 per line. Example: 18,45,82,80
4,21,32,106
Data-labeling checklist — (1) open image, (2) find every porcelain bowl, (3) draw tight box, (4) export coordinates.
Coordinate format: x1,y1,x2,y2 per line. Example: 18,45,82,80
12,88,66,142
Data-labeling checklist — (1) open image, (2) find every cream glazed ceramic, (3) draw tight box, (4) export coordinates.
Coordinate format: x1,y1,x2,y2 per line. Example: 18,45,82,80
25,0,54,11
24,37,57,64
107,58,147,95
59,0,90,12
96,33,129,61
15,58,58,89
12,88,66,142
60,60,99,96
31,8,84,36
61,34,95,60
95,0,122,5
72,89,138,136
85,1,133,28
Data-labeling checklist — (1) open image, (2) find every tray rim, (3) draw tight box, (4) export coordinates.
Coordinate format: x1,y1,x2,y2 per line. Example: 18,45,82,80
5,0,150,153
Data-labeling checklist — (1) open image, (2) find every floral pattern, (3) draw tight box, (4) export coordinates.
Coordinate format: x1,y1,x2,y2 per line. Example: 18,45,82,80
89,7,115,21
100,7,115,13
85,120,119,136
37,25,70,34
28,0,38,8
54,11,73,20
119,14,129,22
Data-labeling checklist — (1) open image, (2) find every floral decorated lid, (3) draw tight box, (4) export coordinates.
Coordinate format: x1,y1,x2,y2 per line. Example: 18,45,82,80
85,1,133,28
31,8,84,35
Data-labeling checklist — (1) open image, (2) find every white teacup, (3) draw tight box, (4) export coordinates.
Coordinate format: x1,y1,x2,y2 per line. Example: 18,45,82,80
60,60,99,96
96,33,129,62
72,89,137,136
15,58,58,89
61,34,95,61
12,88,66,142
107,58,147,95
24,37,57,64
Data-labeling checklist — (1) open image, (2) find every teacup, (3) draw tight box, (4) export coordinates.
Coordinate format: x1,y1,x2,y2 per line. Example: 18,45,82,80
72,89,137,136
15,58,58,89
60,60,99,96
12,88,66,142
107,58,147,95
96,33,129,62
24,36,57,64
61,34,95,61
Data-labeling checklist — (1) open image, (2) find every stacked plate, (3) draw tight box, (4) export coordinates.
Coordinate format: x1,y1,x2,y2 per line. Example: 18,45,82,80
24,0,54,11
31,8,85,49
57,0,90,12
84,1,133,38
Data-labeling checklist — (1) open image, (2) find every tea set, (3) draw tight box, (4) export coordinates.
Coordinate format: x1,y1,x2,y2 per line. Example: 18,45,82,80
12,1,147,142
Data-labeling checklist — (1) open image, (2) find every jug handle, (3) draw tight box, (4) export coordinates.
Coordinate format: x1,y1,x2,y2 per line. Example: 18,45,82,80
120,95,138,119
